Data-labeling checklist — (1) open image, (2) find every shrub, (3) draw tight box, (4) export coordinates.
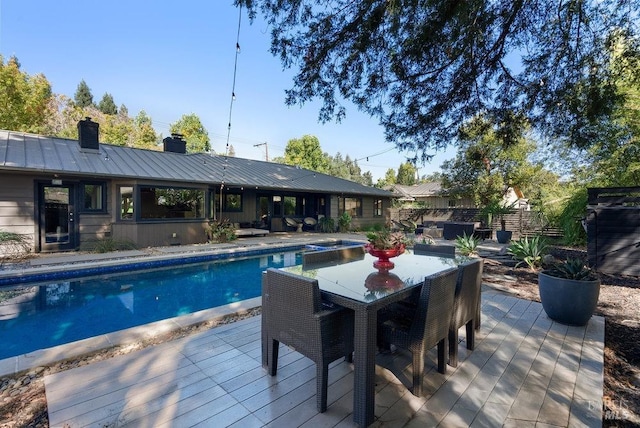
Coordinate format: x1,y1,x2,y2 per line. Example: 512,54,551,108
558,188,588,246
338,212,352,232
208,219,237,243
318,217,335,233
455,232,479,256
508,235,548,270
0,231,30,262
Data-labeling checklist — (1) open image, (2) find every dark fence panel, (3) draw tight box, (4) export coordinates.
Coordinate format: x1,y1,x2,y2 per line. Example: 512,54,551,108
587,187,640,276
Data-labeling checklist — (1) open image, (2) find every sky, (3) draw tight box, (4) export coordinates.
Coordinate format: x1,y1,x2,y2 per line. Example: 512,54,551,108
0,1,456,181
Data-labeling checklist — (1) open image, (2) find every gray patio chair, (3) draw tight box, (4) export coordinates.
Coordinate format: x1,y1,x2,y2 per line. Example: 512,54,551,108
448,258,484,367
261,268,354,413
377,267,458,397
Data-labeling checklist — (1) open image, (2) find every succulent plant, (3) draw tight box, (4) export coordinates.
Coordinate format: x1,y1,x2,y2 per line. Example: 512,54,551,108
545,258,598,281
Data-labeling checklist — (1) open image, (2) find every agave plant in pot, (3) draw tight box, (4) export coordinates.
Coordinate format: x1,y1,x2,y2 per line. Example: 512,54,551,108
365,229,410,269
538,258,600,326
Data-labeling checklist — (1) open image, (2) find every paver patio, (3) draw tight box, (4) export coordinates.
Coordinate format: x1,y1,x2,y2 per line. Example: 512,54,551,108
45,290,604,427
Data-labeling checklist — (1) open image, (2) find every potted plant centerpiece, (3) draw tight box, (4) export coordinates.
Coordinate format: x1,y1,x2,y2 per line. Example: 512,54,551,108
365,229,410,269
538,258,600,326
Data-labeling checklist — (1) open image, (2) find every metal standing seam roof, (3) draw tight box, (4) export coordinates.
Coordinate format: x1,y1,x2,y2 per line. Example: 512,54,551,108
0,130,392,197
391,182,444,198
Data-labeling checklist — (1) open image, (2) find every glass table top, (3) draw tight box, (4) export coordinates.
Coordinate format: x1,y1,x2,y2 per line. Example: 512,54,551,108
282,249,466,304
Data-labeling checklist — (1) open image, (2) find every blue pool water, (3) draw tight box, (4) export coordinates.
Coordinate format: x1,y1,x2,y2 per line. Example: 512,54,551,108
0,249,308,360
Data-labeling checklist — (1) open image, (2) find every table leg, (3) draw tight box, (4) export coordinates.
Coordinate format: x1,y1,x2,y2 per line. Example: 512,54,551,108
352,307,377,427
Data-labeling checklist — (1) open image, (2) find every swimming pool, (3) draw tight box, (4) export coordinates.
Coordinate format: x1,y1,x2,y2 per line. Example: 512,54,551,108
0,243,362,360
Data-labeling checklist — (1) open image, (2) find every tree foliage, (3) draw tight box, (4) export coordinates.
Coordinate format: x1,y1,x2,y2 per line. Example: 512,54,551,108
132,110,158,150
74,79,94,108
169,114,210,153
396,162,417,185
281,135,329,171
581,32,640,187
376,168,397,188
0,55,52,133
238,0,640,161
98,93,117,115
276,135,374,185
440,114,539,207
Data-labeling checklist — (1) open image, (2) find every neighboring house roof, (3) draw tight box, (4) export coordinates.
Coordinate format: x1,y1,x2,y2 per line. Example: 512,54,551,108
0,130,392,197
388,182,444,200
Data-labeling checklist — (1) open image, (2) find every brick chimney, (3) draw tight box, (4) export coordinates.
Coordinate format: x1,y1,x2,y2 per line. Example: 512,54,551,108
77,117,99,151
163,133,187,154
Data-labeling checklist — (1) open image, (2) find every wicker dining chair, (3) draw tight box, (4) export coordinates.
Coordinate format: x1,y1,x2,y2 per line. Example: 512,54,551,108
377,267,458,397
261,268,354,413
448,258,484,367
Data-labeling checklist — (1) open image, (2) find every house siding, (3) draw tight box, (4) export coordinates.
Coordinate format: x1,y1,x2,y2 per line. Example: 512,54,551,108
0,175,35,247
0,128,394,253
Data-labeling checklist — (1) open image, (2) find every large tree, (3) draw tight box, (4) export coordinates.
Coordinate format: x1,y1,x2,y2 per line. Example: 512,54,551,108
280,135,329,172
169,114,210,153
440,114,537,207
396,162,417,186
238,0,640,161
0,55,52,133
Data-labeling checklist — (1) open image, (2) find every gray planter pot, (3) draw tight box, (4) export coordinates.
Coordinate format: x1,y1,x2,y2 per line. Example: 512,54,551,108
538,271,600,326
496,230,512,244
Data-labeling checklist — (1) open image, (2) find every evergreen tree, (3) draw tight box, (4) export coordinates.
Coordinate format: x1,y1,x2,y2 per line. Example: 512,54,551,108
74,80,93,108
396,162,417,186
98,93,117,115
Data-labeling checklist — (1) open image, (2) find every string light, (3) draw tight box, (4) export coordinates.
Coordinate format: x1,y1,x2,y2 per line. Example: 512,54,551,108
218,5,243,220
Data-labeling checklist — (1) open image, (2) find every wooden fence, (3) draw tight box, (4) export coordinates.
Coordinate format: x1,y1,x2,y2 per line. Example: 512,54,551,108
395,207,562,240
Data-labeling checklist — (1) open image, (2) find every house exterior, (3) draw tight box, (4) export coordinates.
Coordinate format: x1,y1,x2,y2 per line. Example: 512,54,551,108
0,119,393,252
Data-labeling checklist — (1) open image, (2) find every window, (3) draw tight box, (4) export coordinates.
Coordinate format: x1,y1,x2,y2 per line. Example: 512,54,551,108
81,182,106,212
140,187,205,219
339,197,362,217
448,199,457,208
374,199,383,217
119,186,134,220
224,192,242,212
284,196,297,216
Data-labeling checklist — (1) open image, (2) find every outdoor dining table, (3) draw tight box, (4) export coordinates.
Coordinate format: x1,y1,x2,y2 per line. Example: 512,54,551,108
282,249,467,427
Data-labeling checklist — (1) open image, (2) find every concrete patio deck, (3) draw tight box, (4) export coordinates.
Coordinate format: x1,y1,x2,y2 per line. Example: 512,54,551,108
45,290,604,427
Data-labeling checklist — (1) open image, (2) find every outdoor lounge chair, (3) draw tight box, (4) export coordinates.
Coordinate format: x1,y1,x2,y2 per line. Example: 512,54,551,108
377,267,458,396
448,258,484,367
261,268,354,412
303,217,318,231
